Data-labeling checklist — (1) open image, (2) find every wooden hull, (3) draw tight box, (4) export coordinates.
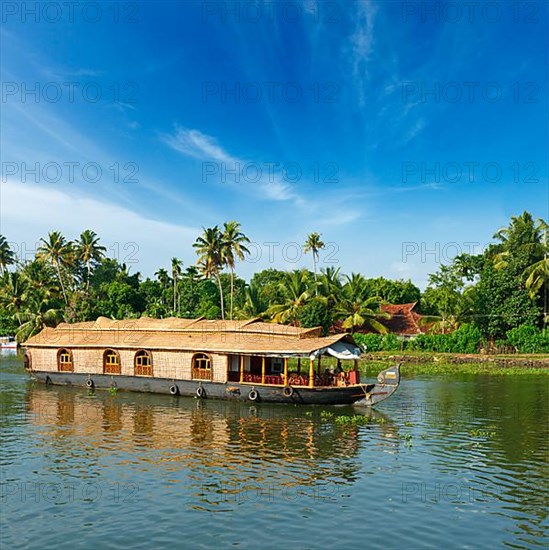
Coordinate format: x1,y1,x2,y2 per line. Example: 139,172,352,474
28,367,400,406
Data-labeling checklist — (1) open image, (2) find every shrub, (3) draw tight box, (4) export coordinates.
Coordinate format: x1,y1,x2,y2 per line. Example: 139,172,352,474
354,333,402,352
506,325,549,354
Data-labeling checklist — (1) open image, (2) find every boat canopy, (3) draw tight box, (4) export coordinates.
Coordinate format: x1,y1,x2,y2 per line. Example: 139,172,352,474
309,340,361,361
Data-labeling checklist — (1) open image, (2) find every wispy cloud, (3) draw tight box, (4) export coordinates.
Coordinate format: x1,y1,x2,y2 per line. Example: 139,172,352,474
164,127,236,164
350,0,377,107
163,126,303,204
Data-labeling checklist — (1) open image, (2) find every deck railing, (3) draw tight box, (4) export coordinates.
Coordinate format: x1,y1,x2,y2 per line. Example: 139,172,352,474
192,367,212,381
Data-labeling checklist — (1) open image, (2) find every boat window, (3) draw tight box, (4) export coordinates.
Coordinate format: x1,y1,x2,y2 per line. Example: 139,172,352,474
192,353,212,380
58,349,73,372
104,349,121,374
135,350,152,376
24,352,32,370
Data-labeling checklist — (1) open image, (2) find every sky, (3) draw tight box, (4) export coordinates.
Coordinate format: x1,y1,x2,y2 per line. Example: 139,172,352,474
1,0,547,288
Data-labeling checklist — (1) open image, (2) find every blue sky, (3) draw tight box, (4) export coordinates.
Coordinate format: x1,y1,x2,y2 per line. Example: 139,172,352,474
1,0,547,287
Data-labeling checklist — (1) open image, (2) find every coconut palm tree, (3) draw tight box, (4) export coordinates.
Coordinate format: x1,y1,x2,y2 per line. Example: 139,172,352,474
266,269,313,325
0,235,16,275
154,268,170,307
193,226,225,319
336,273,389,333
303,232,325,283
0,271,28,322
75,229,106,292
15,295,63,342
171,257,183,314
523,220,549,326
37,231,74,306
222,221,250,319
238,282,267,319
318,266,342,309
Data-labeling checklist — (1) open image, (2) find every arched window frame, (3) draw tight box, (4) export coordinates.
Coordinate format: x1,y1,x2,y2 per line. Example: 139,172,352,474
103,349,121,374
134,349,153,376
192,352,212,380
24,352,32,371
58,348,73,372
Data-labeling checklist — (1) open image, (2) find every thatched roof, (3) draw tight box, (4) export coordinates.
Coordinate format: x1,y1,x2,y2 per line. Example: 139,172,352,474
24,317,358,358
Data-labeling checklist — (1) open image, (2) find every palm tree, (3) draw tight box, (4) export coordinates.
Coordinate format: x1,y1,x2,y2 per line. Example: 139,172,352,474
318,266,342,309
222,221,250,319
0,235,16,275
193,226,225,319
266,269,313,325
75,230,106,292
15,295,63,342
0,271,28,322
37,231,74,306
303,232,325,283
20,259,60,304
171,257,183,314
523,220,549,326
336,273,389,333
154,268,171,307
238,282,267,319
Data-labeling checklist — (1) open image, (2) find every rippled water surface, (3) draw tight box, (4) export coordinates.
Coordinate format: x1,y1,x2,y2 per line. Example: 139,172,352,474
1,353,548,549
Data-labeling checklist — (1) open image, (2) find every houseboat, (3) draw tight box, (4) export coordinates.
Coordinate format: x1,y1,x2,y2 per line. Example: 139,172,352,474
23,317,400,406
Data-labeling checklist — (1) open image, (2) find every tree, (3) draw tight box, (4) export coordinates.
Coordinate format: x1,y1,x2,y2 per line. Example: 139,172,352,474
364,277,421,305
75,230,106,292
193,226,225,319
318,267,343,309
0,235,16,274
523,219,548,327
14,296,63,342
303,232,325,283
0,271,28,322
37,231,74,306
222,221,250,319
336,273,389,333
238,282,268,319
267,269,313,324
420,264,467,333
250,269,287,307
171,257,183,314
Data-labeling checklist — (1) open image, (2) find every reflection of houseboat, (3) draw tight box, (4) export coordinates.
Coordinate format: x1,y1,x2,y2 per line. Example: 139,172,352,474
0,336,18,349
23,317,400,405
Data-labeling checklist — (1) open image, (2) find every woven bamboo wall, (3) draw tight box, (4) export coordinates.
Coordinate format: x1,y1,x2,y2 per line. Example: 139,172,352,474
27,347,229,383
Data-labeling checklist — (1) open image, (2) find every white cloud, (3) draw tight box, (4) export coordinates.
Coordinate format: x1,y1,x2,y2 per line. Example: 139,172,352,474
163,127,236,163
163,126,304,205
0,180,199,276
350,0,377,106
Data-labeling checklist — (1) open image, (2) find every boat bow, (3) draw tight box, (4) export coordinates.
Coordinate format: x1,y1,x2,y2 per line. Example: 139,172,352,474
356,364,401,406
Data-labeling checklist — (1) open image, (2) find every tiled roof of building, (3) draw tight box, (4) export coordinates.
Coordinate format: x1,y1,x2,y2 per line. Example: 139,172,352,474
379,302,423,335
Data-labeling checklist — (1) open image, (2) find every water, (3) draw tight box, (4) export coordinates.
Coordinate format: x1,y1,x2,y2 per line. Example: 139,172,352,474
1,353,548,549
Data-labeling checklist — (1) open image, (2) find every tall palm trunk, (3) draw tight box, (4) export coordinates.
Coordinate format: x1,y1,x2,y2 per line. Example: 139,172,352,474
230,266,234,320
86,259,91,293
216,275,225,320
56,262,68,305
173,278,177,314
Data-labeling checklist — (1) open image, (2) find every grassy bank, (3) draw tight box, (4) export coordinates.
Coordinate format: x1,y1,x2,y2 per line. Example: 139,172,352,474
285,355,548,377
359,352,549,376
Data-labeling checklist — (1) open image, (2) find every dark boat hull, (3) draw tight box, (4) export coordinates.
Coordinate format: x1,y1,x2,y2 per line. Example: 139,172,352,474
28,371,385,405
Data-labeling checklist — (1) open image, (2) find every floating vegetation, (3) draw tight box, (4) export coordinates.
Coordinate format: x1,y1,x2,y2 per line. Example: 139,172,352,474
469,428,497,438
108,386,118,396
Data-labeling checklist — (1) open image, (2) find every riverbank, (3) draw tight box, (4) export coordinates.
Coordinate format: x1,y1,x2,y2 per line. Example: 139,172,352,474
359,352,549,376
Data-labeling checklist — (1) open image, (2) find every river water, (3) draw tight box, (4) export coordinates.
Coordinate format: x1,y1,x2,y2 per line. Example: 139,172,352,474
1,353,547,549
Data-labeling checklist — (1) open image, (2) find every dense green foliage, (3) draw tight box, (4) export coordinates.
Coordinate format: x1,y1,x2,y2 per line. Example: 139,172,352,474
0,212,547,353
355,324,548,354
